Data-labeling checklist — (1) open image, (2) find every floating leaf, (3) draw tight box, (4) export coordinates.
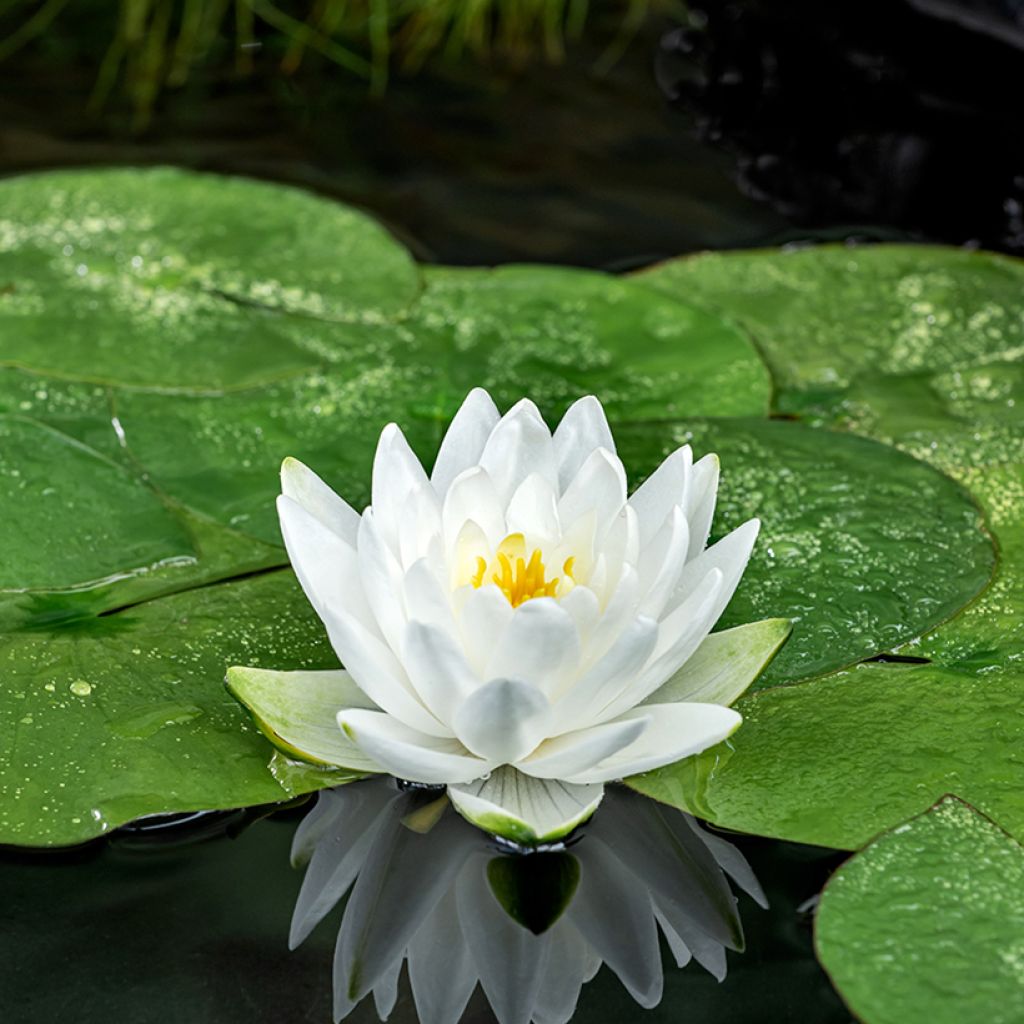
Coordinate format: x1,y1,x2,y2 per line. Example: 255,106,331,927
616,418,993,686
816,797,1024,1024
636,244,1024,394
0,571,358,847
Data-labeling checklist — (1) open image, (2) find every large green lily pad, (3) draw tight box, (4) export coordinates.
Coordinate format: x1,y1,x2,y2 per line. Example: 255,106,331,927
616,418,993,687
0,570,357,847
629,663,1024,849
816,798,1024,1024
626,245,1024,851
635,244,1024,395
105,264,772,545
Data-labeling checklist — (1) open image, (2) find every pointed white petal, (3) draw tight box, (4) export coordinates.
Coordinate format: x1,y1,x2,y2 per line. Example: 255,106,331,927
637,505,690,619
559,585,601,642
442,466,507,553
665,518,760,623
280,457,360,546
628,445,692,549
452,678,552,763
373,958,402,1021
506,472,560,542
553,395,616,492
371,422,431,553
653,907,693,968
558,448,627,542
457,582,514,676
398,482,443,570
403,620,479,725
554,616,658,728
276,494,376,632
686,453,720,559
516,715,649,780
431,388,501,496
338,709,491,784
598,569,724,718
448,766,603,843
402,557,457,635
531,921,589,1024
320,604,449,737
357,508,409,656
643,618,791,708
226,666,381,771
485,598,581,698
478,398,557,505
686,816,768,909
564,702,741,784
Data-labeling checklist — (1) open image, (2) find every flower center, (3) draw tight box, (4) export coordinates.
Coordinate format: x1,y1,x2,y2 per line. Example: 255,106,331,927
471,533,576,608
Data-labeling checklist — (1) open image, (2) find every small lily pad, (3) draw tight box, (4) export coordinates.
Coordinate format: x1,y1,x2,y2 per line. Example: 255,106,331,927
815,797,1024,1024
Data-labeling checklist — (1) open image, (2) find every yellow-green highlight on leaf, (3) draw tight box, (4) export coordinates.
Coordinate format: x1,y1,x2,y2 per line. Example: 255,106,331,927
628,663,1024,850
816,797,1024,1024
643,617,792,707
226,665,379,773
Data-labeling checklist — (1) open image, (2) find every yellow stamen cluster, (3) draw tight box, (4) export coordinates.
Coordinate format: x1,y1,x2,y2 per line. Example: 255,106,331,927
471,535,576,607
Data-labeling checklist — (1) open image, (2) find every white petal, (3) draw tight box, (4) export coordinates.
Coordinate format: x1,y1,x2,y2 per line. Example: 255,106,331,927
226,666,381,771
686,452,720,559
372,423,430,553
643,618,791,707
403,620,479,725
280,457,360,546
431,388,501,496
506,472,560,542
563,702,741,784
478,398,557,505
338,708,491,784
321,605,449,737
402,557,457,635
664,517,760,622
558,447,627,542
516,715,649,779
628,445,692,549
485,598,581,698
398,482,443,570
457,583,514,676
554,615,658,727
448,766,603,842
637,505,690,619
277,494,376,633
357,508,409,656
442,466,506,553
452,678,552,763
559,585,601,642
553,395,616,492
596,568,724,721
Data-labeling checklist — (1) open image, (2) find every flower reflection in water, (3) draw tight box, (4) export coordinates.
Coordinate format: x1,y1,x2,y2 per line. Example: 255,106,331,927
289,779,765,1024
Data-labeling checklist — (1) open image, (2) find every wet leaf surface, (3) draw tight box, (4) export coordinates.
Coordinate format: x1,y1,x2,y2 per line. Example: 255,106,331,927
816,798,1024,1024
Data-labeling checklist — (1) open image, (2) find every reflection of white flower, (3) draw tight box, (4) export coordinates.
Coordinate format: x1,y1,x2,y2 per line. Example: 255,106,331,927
290,780,766,1024
230,390,788,841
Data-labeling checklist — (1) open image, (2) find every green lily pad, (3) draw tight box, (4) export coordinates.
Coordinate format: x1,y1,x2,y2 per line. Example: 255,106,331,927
0,167,418,390
628,662,1024,849
815,797,1024,1024
0,570,357,847
106,265,771,545
616,417,993,686
797,364,1024,673
0,413,194,592
635,244,1024,394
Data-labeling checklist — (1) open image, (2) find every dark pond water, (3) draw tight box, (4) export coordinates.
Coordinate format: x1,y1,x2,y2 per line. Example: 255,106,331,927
2,784,850,1024
1,5,1019,1021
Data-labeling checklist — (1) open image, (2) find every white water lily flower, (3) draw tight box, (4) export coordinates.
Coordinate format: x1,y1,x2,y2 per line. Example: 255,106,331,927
229,390,789,843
